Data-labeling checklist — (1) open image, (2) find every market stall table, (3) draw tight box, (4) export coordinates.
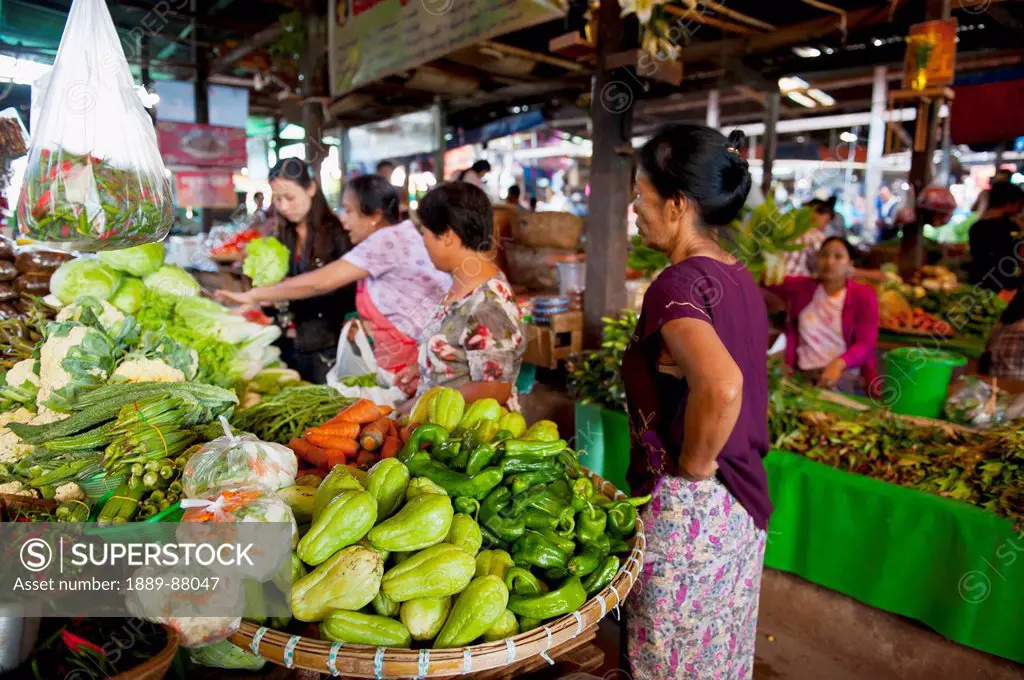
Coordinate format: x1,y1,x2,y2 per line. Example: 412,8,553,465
878,330,987,360
763,449,1024,665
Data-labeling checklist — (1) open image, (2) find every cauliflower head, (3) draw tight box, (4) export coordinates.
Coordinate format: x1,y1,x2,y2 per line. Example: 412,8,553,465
56,298,126,333
6,360,39,389
112,359,186,384
0,408,35,464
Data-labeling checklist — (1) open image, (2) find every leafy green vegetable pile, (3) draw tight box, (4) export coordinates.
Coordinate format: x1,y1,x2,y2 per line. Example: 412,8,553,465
770,371,1024,527
568,311,637,412
725,198,814,282
627,235,669,278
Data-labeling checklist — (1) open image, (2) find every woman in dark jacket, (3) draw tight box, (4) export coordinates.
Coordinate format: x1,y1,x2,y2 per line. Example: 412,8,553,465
225,158,355,383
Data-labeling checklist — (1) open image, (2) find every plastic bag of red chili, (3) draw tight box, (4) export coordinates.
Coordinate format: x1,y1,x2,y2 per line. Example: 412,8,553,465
14,0,173,252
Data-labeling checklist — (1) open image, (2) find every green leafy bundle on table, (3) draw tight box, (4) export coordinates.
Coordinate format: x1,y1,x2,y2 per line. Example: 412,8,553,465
568,311,637,412
769,376,1024,527
725,198,814,282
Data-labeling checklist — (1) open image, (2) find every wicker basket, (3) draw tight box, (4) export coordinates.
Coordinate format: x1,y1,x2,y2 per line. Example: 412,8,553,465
110,626,179,680
228,468,645,678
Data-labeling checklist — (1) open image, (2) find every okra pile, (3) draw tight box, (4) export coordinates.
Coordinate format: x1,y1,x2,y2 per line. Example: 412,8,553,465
8,382,239,523
285,388,649,650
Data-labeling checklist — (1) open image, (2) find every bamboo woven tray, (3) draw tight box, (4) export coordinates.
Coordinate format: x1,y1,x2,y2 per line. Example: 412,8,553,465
229,469,645,678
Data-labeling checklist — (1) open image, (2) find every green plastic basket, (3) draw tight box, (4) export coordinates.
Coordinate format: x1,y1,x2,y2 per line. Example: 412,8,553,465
86,500,185,542
79,473,125,501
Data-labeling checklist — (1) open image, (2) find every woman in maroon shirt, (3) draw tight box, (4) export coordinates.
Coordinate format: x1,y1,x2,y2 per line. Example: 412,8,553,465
623,125,770,679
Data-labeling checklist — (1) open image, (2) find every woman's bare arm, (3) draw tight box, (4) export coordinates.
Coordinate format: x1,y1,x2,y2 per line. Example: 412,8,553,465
661,317,744,479
217,259,368,306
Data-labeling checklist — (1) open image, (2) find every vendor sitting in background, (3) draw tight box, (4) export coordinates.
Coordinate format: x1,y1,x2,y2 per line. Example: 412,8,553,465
767,237,881,395
969,181,1024,293
217,173,450,388
399,182,525,408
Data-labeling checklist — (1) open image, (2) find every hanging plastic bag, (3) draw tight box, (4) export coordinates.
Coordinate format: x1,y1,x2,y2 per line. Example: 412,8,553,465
326,319,407,407
15,0,173,251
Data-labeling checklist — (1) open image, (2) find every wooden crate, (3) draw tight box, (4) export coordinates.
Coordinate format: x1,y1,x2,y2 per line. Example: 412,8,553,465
523,311,583,370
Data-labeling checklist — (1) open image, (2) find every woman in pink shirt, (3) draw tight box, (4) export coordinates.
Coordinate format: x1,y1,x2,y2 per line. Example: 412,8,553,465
768,237,881,395
217,175,451,386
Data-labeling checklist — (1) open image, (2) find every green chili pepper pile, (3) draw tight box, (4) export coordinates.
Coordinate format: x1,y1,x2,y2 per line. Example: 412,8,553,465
290,388,648,650
770,374,1024,528
16,148,173,250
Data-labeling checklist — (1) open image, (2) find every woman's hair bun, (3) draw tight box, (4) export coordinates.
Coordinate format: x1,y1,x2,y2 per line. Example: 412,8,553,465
639,124,753,227
726,129,746,152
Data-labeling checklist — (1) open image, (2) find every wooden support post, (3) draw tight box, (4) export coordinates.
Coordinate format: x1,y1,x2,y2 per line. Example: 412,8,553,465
865,66,887,240
301,5,328,176
706,89,720,129
761,90,780,199
583,0,633,347
434,99,447,182
900,0,951,276
192,0,212,232
272,115,282,166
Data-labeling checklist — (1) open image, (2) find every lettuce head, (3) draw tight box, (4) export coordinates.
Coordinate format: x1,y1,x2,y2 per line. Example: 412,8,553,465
50,259,123,305
143,265,200,299
98,242,166,277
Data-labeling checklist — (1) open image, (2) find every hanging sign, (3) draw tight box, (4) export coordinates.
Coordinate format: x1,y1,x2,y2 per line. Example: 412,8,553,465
328,0,564,97
157,122,248,168
903,18,958,91
174,170,237,208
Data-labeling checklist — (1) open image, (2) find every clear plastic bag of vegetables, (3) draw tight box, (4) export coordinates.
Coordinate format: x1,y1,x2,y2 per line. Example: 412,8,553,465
182,420,298,498
179,489,298,577
15,0,173,251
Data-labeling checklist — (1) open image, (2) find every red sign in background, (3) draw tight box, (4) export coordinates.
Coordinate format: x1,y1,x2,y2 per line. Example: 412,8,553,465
157,121,247,168
174,170,237,208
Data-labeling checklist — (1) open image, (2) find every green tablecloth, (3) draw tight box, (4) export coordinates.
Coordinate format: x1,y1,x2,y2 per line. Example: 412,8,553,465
764,450,1024,664
878,330,987,359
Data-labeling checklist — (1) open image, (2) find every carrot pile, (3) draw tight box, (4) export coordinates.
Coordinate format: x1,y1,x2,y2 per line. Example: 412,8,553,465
286,399,400,471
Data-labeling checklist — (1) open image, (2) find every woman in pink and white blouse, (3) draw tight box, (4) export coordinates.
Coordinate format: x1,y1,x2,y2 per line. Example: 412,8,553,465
768,237,881,396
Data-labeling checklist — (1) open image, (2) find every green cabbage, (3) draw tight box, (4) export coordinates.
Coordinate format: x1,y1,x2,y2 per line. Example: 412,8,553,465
143,265,200,299
109,277,146,314
243,237,290,288
49,259,123,305
98,242,166,277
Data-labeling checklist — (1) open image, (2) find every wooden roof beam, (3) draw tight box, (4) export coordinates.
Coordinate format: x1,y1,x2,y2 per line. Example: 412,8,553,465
664,3,765,36
211,24,284,73
477,40,586,73
676,4,894,63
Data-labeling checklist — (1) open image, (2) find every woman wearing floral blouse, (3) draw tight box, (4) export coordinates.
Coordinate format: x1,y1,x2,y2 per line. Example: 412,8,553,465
401,182,525,408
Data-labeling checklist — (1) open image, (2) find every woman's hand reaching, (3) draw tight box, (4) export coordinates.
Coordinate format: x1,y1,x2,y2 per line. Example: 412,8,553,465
817,358,847,389
214,288,255,307
395,364,420,398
